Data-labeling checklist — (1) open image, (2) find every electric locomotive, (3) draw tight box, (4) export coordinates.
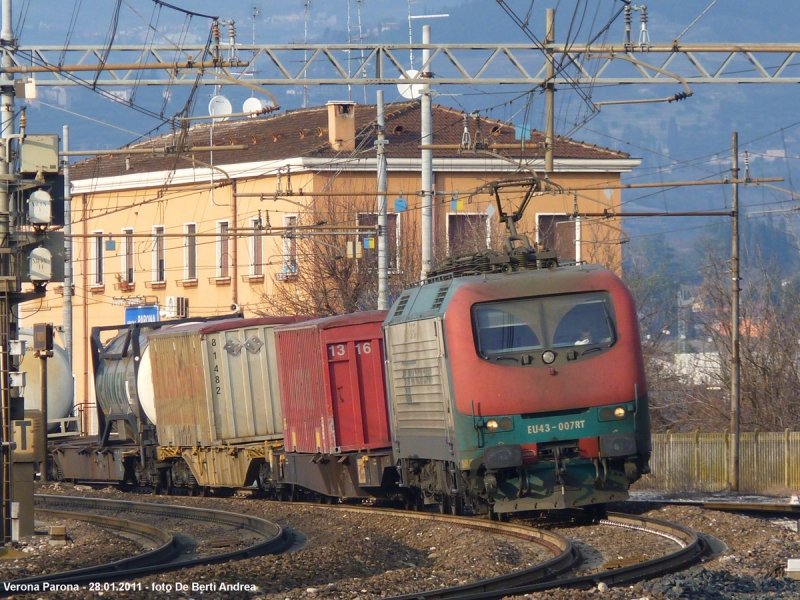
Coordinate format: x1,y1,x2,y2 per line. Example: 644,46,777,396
384,260,650,516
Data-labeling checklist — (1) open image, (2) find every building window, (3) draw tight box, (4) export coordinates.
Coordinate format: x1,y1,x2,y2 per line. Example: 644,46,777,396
447,213,489,256
250,217,263,276
357,212,400,271
184,223,197,280
537,214,576,262
152,225,165,282
217,220,230,278
282,214,297,274
91,230,104,285
121,228,134,283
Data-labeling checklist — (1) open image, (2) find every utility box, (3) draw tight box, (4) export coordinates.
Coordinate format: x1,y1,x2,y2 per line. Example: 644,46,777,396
788,559,800,580
20,134,59,174
33,323,54,352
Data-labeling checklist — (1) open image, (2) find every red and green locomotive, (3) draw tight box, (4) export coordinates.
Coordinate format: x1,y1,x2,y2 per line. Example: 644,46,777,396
385,263,650,515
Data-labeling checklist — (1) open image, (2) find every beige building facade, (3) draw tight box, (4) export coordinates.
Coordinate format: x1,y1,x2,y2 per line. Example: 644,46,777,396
20,101,640,425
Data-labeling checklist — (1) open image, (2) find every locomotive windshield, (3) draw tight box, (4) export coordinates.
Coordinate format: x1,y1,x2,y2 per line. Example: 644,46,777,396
473,291,616,358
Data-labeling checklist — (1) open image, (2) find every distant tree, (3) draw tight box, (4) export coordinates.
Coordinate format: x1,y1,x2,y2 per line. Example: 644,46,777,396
637,245,800,433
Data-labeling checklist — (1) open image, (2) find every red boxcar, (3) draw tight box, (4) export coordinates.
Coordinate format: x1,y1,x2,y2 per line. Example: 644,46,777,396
275,311,390,454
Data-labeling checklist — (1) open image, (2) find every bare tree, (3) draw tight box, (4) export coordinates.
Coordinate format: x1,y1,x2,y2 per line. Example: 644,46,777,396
257,191,422,316
691,249,800,431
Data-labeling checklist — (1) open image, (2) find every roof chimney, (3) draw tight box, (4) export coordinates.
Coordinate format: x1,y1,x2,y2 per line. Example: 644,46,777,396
326,101,356,152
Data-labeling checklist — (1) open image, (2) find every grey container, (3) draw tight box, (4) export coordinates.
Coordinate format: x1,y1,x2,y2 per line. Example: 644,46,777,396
147,317,304,447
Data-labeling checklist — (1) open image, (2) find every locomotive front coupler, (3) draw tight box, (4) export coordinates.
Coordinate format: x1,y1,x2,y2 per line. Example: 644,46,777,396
553,447,567,497
517,466,531,498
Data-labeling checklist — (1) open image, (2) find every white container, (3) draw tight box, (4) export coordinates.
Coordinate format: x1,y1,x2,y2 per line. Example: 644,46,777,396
18,330,74,427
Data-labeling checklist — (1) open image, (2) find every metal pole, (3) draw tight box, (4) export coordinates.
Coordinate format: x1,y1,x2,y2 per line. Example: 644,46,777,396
545,8,555,174
420,24,433,281
231,180,238,310
62,126,72,368
730,131,740,492
0,0,14,543
38,353,47,483
376,90,388,310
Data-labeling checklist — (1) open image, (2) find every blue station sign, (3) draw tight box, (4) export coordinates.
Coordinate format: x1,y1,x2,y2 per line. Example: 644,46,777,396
124,305,160,324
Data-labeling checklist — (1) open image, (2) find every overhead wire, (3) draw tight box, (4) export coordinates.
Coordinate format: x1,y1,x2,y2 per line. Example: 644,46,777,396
91,0,122,89
58,0,83,67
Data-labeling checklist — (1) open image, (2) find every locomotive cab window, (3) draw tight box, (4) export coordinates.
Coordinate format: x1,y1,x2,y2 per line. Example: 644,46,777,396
474,307,542,355
473,291,616,361
551,295,616,349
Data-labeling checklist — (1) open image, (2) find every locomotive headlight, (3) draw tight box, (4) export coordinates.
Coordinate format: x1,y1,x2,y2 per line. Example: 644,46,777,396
614,407,626,419
485,419,500,431
542,351,556,364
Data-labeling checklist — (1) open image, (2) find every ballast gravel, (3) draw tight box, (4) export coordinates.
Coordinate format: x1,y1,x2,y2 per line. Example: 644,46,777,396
514,502,800,600
0,515,140,580
8,483,800,599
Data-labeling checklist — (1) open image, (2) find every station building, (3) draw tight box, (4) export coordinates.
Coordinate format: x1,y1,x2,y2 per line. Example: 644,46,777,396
19,100,640,427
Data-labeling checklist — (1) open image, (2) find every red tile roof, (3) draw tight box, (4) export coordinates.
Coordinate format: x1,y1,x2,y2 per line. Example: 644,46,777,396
72,102,630,181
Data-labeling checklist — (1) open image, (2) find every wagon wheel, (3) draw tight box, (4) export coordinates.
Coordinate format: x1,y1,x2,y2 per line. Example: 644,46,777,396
450,495,464,516
438,494,451,514
405,491,423,512
487,504,509,522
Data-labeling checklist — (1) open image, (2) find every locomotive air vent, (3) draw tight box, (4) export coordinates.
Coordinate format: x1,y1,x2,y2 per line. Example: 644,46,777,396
394,293,411,316
431,283,451,311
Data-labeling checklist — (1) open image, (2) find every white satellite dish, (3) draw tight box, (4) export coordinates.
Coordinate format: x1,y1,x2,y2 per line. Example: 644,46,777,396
208,95,233,122
397,69,423,100
243,97,264,116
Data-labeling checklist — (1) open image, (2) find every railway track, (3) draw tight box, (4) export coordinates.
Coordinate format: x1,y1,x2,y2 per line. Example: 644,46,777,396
229,499,707,599
659,499,800,516
377,510,707,600
0,495,292,595
25,489,709,598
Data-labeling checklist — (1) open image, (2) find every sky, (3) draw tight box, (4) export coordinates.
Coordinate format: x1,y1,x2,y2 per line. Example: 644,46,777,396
11,0,800,247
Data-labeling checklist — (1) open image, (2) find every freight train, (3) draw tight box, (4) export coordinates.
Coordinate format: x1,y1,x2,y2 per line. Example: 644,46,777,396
50,256,650,517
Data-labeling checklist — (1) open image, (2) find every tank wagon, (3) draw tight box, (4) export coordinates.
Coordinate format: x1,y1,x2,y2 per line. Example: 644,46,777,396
49,315,240,485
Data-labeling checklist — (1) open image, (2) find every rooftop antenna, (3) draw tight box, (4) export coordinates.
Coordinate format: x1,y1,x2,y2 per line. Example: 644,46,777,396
252,5,260,45
303,0,311,108
357,0,367,103
346,0,351,100
251,5,260,94
407,4,449,70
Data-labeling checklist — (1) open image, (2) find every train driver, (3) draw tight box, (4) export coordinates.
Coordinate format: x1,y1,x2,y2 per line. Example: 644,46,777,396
575,327,591,345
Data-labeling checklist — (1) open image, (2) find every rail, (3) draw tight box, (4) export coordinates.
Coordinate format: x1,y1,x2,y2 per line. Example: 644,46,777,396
384,511,706,599
342,505,580,598
0,495,293,593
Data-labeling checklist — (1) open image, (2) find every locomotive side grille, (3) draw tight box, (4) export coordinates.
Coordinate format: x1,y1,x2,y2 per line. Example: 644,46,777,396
394,293,411,316
431,283,451,311
385,318,451,434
